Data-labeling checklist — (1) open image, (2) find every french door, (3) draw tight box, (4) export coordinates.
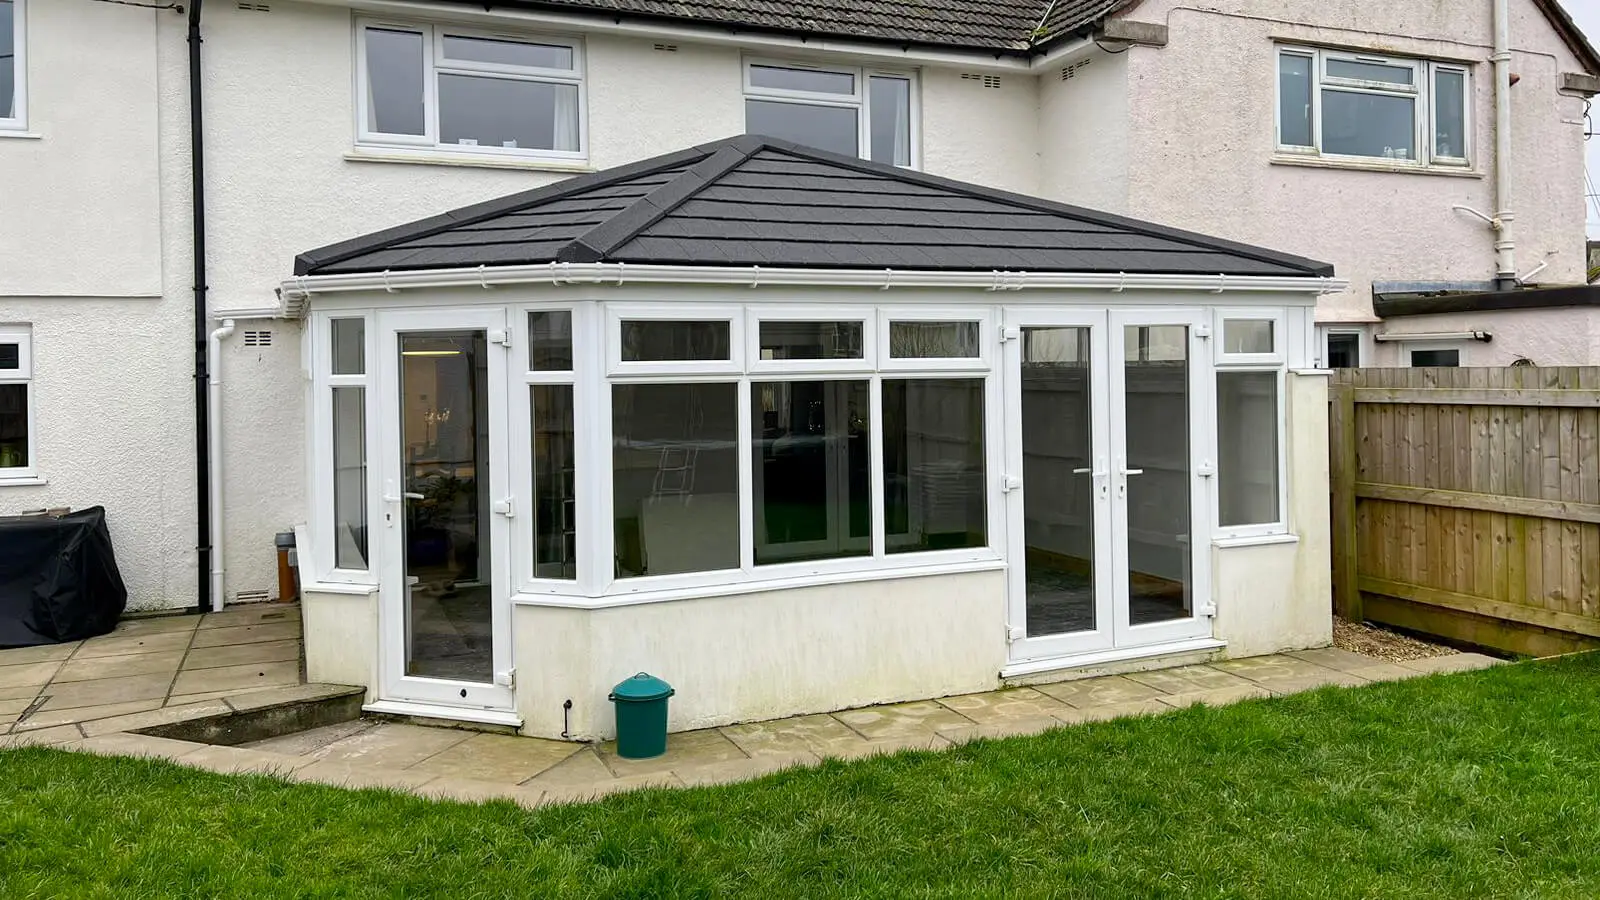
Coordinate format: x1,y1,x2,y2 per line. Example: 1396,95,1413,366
376,308,515,711
1003,308,1212,664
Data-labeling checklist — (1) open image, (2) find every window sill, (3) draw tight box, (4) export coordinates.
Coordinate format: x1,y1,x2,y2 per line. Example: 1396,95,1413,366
1270,155,1482,178
0,475,47,487
1212,532,1300,549
0,131,42,141
345,147,596,174
514,555,1007,609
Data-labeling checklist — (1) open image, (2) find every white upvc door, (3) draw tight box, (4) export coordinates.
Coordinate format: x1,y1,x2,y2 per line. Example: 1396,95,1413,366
1107,309,1214,649
376,307,516,712
1003,307,1213,666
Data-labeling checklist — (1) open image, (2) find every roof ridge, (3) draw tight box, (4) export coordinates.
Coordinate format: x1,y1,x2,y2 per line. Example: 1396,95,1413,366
558,138,762,263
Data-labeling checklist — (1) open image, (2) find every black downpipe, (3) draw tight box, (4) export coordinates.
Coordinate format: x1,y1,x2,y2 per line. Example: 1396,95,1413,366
189,0,211,615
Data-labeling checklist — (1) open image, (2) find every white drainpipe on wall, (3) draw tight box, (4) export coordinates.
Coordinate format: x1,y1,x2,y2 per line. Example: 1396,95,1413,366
207,318,235,612
1492,0,1517,290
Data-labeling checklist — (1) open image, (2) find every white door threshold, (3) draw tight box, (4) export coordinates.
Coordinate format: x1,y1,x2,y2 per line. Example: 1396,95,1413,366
363,699,525,729
1001,637,1227,679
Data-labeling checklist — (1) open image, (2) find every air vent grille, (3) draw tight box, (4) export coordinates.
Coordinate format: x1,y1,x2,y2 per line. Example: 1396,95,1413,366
233,589,271,604
653,43,679,52
1061,59,1094,80
238,3,271,11
960,73,1002,89
243,330,272,347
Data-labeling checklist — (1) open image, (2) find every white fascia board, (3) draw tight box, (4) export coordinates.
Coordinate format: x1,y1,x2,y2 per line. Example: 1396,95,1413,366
281,263,1347,304
304,0,1040,72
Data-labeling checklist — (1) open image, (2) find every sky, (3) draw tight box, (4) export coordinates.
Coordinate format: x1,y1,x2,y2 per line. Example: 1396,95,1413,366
1579,2,1600,237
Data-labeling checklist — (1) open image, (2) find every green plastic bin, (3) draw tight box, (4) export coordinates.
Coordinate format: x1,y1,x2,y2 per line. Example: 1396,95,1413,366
610,672,674,759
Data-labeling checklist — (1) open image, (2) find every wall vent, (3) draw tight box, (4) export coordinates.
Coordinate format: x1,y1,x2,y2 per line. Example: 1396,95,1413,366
233,589,271,604
237,3,271,11
243,330,272,347
653,43,679,52
1061,58,1094,80
960,73,1002,89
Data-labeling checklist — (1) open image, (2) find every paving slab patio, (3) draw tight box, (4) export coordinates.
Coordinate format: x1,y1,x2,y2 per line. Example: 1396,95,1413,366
0,607,1509,806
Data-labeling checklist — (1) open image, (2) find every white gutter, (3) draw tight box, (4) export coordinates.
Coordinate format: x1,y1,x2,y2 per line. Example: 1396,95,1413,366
1491,0,1517,290
282,263,1345,300
307,0,1047,72
1373,330,1492,342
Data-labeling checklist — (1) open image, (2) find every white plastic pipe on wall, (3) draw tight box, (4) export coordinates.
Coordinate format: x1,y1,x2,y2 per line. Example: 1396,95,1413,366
207,319,235,612
1492,0,1517,289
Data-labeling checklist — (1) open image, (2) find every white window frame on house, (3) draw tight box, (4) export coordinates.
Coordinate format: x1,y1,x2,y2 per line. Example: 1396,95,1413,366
1276,45,1471,169
1320,327,1365,369
1211,309,1288,540
1404,341,1464,367
0,325,35,481
1,0,27,133
310,311,378,583
513,303,592,597
743,57,919,168
354,17,586,161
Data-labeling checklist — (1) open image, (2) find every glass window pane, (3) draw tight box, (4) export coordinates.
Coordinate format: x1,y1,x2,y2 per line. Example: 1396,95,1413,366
441,34,573,70
1223,319,1274,354
1322,90,1416,160
1021,328,1097,637
759,321,864,361
750,64,855,95
532,385,576,579
1326,333,1360,368
1217,372,1280,528
1410,348,1460,367
745,99,859,157
1,1,15,120
889,321,981,359
439,74,579,151
529,310,573,371
331,386,367,569
1434,69,1467,159
753,381,870,564
1326,58,1413,85
883,379,986,553
331,318,365,375
0,342,17,370
0,383,26,469
1278,53,1312,147
613,383,739,577
620,320,730,362
1124,327,1191,624
868,76,912,166
365,28,426,136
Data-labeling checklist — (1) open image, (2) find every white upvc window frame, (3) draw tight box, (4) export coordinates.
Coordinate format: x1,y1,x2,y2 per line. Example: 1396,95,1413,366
1211,309,1288,540
742,57,920,168
748,306,877,375
309,310,379,584
1275,44,1471,169
1319,326,1365,369
606,305,746,376
1,0,26,133
354,16,586,161
877,308,993,373
0,325,36,481
513,303,591,596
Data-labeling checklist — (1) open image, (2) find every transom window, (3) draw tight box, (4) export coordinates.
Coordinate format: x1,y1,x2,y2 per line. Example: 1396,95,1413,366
743,60,916,167
357,19,583,159
1278,46,1469,167
1,0,25,131
0,326,35,479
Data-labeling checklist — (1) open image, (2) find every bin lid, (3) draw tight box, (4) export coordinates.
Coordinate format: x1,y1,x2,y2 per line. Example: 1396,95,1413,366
610,672,673,701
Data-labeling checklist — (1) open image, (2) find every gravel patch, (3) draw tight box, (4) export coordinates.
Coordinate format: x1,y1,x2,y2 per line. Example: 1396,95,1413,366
1333,618,1456,662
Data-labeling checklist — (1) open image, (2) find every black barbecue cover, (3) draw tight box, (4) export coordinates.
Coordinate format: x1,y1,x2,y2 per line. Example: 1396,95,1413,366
0,507,127,647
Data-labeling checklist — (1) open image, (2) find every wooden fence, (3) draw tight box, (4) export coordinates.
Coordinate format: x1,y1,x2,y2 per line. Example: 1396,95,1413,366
1329,367,1600,657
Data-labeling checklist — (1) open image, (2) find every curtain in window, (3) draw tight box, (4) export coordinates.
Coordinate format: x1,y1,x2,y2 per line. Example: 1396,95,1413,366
552,85,579,151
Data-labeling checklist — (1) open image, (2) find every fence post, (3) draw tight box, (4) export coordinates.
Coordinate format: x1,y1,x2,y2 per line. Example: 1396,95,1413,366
1330,380,1362,621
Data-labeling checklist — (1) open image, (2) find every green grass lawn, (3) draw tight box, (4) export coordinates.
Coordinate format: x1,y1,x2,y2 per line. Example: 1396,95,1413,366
5,654,1600,899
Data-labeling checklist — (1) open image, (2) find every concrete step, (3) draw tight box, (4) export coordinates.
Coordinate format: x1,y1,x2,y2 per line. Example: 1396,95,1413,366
119,683,365,745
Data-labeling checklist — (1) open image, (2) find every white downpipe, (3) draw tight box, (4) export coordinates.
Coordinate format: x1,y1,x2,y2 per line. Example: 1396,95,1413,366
283,264,1347,299
1492,0,1516,289
207,318,235,613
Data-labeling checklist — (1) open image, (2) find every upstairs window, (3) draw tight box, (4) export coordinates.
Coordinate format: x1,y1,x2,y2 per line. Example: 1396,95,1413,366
1278,46,1469,167
1,0,25,131
357,20,583,159
743,60,916,167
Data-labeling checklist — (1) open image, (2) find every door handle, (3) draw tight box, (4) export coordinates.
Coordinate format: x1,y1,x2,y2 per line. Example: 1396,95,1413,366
1121,469,1145,477
383,491,424,502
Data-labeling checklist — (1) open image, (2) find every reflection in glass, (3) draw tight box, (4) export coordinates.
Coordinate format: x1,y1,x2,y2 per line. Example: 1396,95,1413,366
1434,69,1467,159
745,99,858,157
439,75,579,151
1217,372,1280,528
441,35,573,70
529,310,573,371
613,383,739,577
883,379,986,553
1322,90,1415,160
749,64,855,95
620,320,731,362
0,383,27,470
1222,319,1273,355
400,331,493,682
364,28,426,135
759,321,864,361
1278,53,1312,147
332,318,365,375
332,387,367,569
753,381,870,564
1021,328,1096,637
889,321,981,358
1124,326,1192,625
868,76,912,166
532,385,577,579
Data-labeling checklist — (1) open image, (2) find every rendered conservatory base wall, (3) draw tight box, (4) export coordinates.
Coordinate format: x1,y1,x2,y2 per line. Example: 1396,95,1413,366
513,570,1007,741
